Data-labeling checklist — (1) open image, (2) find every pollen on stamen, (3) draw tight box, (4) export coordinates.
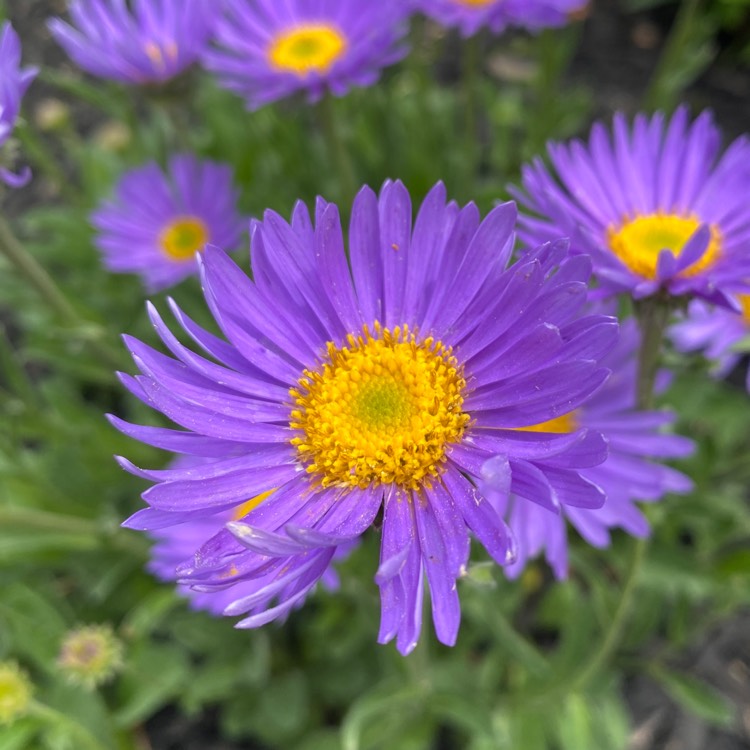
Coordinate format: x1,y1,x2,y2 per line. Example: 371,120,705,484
289,323,470,491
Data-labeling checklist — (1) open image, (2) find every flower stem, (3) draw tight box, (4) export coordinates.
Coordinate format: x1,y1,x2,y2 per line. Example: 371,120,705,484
570,296,673,687
318,94,357,205
0,215,124,371
634,294,673,410
462,34,481,195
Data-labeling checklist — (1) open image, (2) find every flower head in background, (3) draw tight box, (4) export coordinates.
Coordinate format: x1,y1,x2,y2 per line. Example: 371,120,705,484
112,180,619,655
0,662,33,725
0,22,38,187
48,0,219,85
497,318,694,579
413,0,589,37
57,625,124,689
671,297,750,392
204,0,409,109
91,155,244,292
514,108,750,306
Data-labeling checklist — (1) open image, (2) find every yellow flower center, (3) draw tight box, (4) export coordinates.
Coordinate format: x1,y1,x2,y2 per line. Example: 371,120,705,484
739,295,750,325
159,216,209,262
515,412,578,433
454,0,497,6
231,490,275,520
607,213,722,280
290,323,470,491
268,25,347,75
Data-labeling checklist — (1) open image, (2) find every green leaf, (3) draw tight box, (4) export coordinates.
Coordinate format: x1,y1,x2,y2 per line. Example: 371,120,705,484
651,667,734,727
556,694,594,750
113,642,190,728
341,682,425,750
0,720,38,750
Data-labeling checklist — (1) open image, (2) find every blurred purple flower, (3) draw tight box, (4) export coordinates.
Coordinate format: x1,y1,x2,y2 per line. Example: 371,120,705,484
91,154,244,292
514,108,750,306
498,318,694,580
48,0,219,85
671,297,750,392
203,0,409,109
112,181,618,655
413,0,589,37
0,22,38,187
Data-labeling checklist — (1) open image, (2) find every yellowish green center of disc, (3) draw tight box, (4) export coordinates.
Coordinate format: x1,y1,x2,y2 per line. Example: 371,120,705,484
159,216,209,262
607,213,721,280
268,25,347,75
290,323,470,490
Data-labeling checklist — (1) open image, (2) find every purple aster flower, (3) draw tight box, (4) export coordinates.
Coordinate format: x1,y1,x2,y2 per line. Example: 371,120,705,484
48,0,219,85
494,318,694,580
671,297,750,392
413,0,589,38
0,22,38,188
203,0,409,109
513,108,750,306
91,154,244,293
112,181,619,655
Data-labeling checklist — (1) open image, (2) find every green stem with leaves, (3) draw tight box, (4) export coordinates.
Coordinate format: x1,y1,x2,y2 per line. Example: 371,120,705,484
0,216,123,371
318,94,357,206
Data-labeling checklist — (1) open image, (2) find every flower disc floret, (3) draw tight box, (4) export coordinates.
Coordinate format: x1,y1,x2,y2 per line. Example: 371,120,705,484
291,323,469,490
269,25,347,75
608,214,722,280
159,216,209,261
0,662,32,725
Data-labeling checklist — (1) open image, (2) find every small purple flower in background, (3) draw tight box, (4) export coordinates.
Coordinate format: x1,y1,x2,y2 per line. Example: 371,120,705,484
48,0,219,85
113,180,620,654
91,155,244,292
496,319,694,580
0,22,38,188
413,0,589,37
203,0,409,109
514,107,750,306
671,297,750,392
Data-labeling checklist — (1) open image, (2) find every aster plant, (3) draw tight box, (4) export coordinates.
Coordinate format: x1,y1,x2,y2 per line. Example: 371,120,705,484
112,181,621,654
413,0,589,37
203,0,409,109
91,154,244,292
0,22,37,187
48,0,219,85
500,318,694,580
513,107,750,306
